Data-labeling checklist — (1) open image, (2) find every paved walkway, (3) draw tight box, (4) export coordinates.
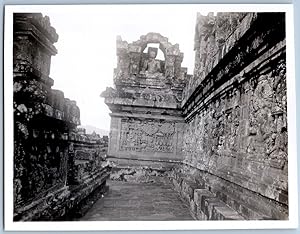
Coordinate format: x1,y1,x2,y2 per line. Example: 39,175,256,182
80,180,194,221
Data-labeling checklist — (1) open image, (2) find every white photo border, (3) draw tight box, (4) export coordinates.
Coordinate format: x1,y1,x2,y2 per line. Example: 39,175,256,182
4,3,298,231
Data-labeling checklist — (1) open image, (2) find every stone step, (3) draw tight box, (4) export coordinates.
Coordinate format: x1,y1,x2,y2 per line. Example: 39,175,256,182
170,174,269,220
212,205,245,220
193,189,244,220
181,179,201,202
215,190,271,220
194,189,215,208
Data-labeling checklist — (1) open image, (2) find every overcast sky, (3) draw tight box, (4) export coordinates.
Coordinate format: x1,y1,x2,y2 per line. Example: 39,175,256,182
42,5,208,131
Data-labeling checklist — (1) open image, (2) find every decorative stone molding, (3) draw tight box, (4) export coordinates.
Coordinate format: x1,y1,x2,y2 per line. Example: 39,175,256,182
115,32,187,81
179,12,288,220
13,13,110,221
102,33,188,169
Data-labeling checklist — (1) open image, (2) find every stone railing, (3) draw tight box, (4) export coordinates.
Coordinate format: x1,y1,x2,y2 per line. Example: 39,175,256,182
64,131,110,219
13,77,81,221
13,13,110,221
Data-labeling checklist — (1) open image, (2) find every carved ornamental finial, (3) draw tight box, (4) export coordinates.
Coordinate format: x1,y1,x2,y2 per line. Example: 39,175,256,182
114,32,187,80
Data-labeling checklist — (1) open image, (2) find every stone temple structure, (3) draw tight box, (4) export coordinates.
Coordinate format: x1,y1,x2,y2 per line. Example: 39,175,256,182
11,11,288,222
101,32,189,170
102,12,288,220
13,13,110,221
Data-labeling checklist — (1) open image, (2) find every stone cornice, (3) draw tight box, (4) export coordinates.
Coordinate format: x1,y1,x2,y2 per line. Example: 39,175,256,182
182,12,286,119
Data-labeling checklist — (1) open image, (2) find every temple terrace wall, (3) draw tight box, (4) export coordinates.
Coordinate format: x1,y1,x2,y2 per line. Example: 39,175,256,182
103,12,288,220
175,12,287,220
13,13,110,221
12,11,288,222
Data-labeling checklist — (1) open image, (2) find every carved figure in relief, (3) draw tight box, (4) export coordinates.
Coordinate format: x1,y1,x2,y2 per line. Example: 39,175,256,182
272,62,287,115
228,106,240,152
141,47,161,74
266,129,288,169
130,59,139,75
119,119,175,153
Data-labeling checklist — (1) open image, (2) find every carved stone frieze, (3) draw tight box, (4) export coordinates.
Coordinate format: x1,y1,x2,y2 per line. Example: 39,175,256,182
119,118,175,153
182,52,287,206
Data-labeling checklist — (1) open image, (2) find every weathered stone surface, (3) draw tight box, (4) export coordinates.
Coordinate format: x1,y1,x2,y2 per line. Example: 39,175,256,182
189,12,249,98
13,13,110,221
194,189,214,208
175,12,288,220
14,13,75,215
100,12,288,221
102,32,189,170
14,13,58,77
14,12,288,222
119,118,176,153
80,180,194,221
110,167,169,183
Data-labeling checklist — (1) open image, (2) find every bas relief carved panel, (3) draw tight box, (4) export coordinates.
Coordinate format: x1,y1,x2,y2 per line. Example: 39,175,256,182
183,59,287,177
119,118,176,153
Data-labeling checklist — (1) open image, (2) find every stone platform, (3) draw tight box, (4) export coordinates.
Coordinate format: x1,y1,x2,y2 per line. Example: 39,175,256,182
80,180,194,221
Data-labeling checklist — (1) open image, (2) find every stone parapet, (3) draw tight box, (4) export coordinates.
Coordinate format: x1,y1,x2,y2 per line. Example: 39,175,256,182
13,13,110,221
68,131,109,185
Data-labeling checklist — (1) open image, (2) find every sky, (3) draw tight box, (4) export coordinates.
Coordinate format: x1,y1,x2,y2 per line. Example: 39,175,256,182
42,5,207,131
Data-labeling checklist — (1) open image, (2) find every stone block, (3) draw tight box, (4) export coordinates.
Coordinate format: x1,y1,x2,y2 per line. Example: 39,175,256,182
212,205,244,220
193,189,215,209
190,199,197,215
181,179,198,202
196,206,206,220
202,197,224,220
172,178,181,193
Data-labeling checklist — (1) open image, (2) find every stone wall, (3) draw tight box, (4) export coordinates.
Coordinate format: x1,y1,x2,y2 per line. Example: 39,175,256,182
64,130,110,219
178,12,287,220
13,13,110,221
102,33,188,171
102,12,288,220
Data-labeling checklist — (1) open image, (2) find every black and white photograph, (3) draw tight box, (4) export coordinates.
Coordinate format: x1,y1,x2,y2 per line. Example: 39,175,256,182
4,4,298,231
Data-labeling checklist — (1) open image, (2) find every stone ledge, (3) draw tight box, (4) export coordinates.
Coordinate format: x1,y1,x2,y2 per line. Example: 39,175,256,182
212,206,244,220
14,186,70,221
181,163,288,219
194,189,215,208
170,171,271,220
182,13,285,116
181,179,200,202
195,189,245,220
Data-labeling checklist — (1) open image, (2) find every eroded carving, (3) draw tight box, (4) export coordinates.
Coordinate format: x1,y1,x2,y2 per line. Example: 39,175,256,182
119,118,175,153
114,32,187,80
141,47,162,74
182,52,287,207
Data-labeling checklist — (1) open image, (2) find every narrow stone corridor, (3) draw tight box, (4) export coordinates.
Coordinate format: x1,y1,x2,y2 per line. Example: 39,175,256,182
80,180,194,221
11,12,289,222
